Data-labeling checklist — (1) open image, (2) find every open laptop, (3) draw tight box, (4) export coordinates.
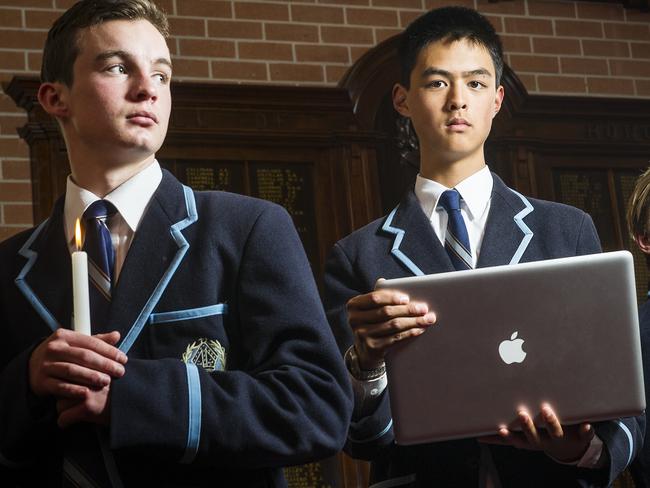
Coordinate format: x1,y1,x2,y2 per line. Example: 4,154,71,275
376,250,645,445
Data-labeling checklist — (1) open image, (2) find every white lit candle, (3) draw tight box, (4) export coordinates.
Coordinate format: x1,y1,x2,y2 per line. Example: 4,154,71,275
72,218,91,335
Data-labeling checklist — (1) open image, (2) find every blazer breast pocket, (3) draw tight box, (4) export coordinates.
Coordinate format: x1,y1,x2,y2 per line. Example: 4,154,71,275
145,303,230,372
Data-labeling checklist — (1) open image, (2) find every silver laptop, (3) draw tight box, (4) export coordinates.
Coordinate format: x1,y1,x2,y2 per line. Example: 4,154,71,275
376,250,645,445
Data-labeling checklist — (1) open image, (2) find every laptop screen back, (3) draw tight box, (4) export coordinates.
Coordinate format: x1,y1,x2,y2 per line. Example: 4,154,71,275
376,251,645,445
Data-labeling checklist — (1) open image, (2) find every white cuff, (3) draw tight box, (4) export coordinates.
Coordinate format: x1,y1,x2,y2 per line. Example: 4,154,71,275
577,434,605,469
547,434,604,469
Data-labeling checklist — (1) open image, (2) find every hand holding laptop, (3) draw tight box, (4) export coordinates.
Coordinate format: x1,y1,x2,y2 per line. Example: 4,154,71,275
346,286,436,370
348,286,596,464
479,403,595,463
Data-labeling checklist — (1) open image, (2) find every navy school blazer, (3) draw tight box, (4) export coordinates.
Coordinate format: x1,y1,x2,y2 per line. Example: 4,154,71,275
0,169,352,487
324,173,644,488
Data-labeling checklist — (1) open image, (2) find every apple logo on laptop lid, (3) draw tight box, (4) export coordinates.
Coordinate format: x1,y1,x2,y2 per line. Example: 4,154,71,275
498,331,527,364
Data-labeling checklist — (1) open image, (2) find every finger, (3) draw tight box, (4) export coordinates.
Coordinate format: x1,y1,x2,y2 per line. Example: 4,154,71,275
358,325,426,359
66,333,128,365
59,346,126,378
93,331,121,346
390,326,428,342
349,302,433,327
347,290,410,311
518,409,541,447
486,426,531,450
540,404,564,439
478,428,510,445
365,324,428,348
46,380,89,400
50,328,118,354
355,313,436,338
46,361,112,389
355,322,429,368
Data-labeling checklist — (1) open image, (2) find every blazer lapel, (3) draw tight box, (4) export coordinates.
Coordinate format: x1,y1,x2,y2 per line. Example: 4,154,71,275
15,198,73,331
380,190,454,276
109,171,198,354
477,174,535,268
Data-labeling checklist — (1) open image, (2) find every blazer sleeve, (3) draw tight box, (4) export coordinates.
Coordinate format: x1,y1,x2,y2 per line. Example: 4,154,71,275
323,242,395,460
591,417,645,487
575,212,602,256
0,342,57,469
109,204,352,468
0,239,58,472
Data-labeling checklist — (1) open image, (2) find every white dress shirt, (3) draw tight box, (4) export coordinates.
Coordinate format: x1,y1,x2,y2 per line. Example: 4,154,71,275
414,165,493,267
64,160,163,282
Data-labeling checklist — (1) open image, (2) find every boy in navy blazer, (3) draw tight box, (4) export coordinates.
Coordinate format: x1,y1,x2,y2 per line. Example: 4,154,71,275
0,1,351,486
324,6,643,487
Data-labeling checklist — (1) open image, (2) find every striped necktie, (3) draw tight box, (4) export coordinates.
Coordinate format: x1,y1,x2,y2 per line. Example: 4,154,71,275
63,200,119,487
82,200,117,331
438,189,473,270
439,192,496,484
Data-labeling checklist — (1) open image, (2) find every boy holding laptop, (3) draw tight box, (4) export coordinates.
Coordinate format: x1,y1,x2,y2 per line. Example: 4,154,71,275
324,6,642,487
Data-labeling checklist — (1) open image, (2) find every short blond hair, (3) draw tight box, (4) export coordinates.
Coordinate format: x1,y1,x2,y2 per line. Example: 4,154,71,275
627,167,650,239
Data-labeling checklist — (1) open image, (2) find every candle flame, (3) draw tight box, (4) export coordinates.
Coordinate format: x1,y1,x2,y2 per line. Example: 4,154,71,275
75,218,82,250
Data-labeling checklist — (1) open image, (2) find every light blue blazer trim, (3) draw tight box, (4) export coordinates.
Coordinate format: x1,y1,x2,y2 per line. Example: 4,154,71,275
508,189,534,265
348,418,393,444
148,303,228,325
120,186,198,354
381,207,424,276
616,420,634,467
180,362,202,464
14,220,59,331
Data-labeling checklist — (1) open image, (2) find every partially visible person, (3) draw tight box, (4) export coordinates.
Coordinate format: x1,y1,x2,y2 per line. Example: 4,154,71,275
627,166,650,488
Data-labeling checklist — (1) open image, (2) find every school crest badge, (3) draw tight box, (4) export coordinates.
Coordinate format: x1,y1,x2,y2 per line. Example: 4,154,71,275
182,338,226,372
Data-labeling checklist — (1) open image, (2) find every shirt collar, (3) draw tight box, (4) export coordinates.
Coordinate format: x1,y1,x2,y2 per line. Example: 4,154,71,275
415,165,493,221
64,160,163,245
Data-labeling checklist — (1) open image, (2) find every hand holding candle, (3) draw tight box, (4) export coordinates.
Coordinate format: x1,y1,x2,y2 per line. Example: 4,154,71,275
72,218,91,335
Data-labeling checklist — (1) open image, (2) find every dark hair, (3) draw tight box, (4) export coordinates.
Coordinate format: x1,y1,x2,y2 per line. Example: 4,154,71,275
41,0,169,86
627,166,650,239
398,6,504,88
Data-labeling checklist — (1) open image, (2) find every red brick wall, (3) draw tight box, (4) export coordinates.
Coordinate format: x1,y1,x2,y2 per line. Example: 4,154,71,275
1,0,650,239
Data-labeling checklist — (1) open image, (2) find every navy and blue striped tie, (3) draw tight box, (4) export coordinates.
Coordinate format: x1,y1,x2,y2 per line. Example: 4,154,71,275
438,189,473,270
63,200,118,488
82,200,117,332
